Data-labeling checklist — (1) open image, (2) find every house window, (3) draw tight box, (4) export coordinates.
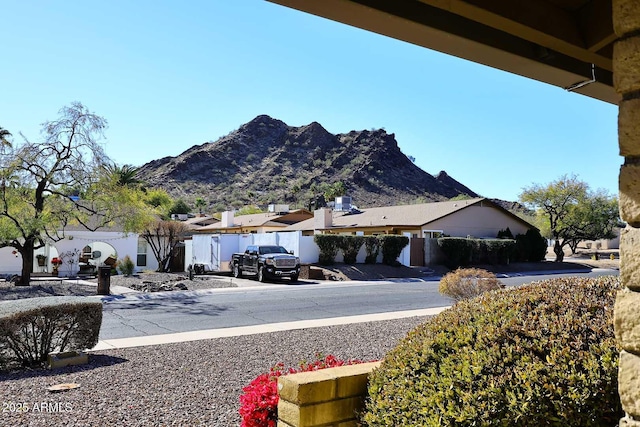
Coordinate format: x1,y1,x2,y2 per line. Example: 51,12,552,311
137,238,147,266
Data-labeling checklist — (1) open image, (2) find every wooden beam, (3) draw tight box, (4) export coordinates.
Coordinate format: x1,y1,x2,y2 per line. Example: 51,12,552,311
267,0,618,103
578,0,616,53
416,0,612,71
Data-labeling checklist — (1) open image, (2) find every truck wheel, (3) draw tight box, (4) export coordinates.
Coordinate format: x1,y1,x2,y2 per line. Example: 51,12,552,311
233,263,242,278
258,266,267,282
291,274,299,283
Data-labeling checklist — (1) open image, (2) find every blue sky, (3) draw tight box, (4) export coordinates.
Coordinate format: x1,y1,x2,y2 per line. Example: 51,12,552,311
1,0,618,203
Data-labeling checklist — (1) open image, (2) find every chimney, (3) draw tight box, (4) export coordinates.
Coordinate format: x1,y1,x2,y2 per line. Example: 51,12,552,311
314,208,332,230
222,211,235,228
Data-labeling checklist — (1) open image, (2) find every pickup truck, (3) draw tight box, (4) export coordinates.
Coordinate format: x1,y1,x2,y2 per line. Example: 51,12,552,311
230,245,300,282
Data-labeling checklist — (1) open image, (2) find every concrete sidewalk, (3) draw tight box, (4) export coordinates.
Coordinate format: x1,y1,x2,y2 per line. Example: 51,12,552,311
90,306,449,351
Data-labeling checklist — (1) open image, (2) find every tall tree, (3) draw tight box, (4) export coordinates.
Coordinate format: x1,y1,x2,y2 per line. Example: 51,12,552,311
194,197,207,215
0,103,142,284
0,127,11,149
140,220,190,272
519,174,619,262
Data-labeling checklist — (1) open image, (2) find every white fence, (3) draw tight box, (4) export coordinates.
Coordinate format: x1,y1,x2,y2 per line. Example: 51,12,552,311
188,231,413,271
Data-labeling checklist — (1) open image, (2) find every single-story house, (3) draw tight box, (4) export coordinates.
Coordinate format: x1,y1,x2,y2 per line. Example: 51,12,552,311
194,209,313,234
284,198,535,238
0,222,160,278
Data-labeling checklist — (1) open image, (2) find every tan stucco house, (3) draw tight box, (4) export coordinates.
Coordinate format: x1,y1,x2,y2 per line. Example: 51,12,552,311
194,209,313,234
285,198,535,238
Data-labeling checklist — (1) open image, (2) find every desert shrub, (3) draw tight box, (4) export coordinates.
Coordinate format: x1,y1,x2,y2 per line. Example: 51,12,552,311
363,276,623,426
439,268,503,302
437,237,473,267
314,235,341,265
0,297,102,370
239,354,365,427
337,235,364,265
117,255,135,276
379,235,409,266
364,236,380,264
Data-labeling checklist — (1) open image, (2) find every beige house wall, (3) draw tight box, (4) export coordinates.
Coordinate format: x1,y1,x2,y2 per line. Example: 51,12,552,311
426,205,530,238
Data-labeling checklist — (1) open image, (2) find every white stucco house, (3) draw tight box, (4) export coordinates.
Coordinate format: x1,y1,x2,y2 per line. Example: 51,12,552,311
0,223,159,278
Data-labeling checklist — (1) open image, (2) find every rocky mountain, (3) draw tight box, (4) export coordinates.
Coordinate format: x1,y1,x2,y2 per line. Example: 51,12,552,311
136,115,480,211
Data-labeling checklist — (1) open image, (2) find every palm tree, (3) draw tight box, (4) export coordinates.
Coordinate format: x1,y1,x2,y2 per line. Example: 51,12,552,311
195,197,207,215
0,127,12,148
103,163,141,187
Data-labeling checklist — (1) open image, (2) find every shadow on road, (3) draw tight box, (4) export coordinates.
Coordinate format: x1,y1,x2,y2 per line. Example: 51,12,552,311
102,292,230,316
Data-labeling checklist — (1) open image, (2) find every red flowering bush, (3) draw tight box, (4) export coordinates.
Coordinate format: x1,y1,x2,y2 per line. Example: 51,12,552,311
239,354,367,427
51,257,62,265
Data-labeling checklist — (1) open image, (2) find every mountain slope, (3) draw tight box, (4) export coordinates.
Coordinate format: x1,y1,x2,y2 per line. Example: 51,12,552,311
136,115,479,210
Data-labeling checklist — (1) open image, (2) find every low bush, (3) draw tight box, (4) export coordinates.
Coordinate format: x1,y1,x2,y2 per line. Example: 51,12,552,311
314,235,341,265
338,235,365,265
117,255,135,276
364,236,380,264
0,296,102,370
363,276,623,426
439,268,503,302
239,354,365,427
379,235,409,266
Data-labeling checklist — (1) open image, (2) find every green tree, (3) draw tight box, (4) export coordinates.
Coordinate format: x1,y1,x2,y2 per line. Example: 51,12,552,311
0,127,11,149
194,197,207,215
140,219,190,272
168,199,191,216
0,103,145,284
103,163,140,187
520,174,619,262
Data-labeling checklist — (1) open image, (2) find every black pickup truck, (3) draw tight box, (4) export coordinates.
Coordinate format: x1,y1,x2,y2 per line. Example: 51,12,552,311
230,245,301,282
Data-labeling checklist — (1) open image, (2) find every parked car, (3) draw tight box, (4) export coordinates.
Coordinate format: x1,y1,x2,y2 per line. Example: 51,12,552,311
230,245,300,282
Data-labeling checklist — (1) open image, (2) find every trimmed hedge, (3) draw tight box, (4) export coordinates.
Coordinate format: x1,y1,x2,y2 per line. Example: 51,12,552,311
364,236,381,264
0,296,102,370
314,235,341,265
513,228,548,262
379,235,409,266
337,235,364,265
315,234,407,265
363,276,623,426
437,237,516,268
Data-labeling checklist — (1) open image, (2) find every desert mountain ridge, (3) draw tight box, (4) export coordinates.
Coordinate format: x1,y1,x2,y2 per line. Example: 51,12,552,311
136,115,520,212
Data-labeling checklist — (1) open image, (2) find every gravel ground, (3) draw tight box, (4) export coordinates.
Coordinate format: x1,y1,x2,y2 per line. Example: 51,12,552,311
0,273,237,301
0,316,429,426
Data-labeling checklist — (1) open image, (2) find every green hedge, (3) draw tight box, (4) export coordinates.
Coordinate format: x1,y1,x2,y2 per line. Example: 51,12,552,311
315,234,408,265
363,276,622,426
314,234,342,265
379,235,409,266
437,237,516,268
0,296,102,370
337,235,365,265
364,236,381,264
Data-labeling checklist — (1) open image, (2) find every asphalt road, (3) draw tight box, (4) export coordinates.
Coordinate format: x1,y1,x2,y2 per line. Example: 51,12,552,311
99,268,618,340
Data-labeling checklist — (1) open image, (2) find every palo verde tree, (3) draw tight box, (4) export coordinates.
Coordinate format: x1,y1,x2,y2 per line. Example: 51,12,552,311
0,103,143,285
140,220,190,272
519,174,619,262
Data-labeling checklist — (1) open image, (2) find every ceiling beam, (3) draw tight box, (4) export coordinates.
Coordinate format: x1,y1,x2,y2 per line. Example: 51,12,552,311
267,0,618,103
415,0,612,71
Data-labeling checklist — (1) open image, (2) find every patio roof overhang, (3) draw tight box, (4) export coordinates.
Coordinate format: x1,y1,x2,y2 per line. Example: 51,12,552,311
267,0,617,104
